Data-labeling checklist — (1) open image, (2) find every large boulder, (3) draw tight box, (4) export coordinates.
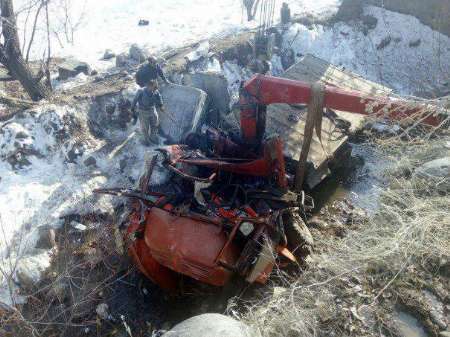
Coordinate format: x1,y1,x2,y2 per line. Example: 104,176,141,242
162,314,259,337
129,44,149,63
58,58,91,80
415,157,450,191
159,83,207,142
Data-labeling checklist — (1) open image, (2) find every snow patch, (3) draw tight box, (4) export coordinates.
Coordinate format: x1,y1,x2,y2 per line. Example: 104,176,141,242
283,6,450,95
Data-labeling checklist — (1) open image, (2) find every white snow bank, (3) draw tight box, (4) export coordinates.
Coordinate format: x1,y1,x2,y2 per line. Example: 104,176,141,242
15,0,340,69
0,101,169,305
282,6,450,95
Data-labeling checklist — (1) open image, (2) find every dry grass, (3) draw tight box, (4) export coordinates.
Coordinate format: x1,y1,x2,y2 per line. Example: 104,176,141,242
233,125,449,336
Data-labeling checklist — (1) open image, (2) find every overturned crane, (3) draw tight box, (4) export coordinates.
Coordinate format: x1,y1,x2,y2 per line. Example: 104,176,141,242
95,66,444,291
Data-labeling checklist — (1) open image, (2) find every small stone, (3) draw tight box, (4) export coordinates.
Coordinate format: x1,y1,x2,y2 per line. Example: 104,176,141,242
58,58,91,80
138,19,150,26
15,131,29,139
102,49,116,60
307,216,328,229
70,221,87,231
362,15,378,31
96,303,110,320
409,39,421,48
105,103,116,115
272,286,287,298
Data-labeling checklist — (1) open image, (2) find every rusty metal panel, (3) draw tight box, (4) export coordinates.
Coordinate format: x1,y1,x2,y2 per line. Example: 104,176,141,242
266,54,392,188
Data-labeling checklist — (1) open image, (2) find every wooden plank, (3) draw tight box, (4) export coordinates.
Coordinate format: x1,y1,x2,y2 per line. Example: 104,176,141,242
266,54,392,188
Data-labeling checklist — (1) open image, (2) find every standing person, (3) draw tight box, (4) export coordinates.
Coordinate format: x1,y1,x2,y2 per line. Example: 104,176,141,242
131,80,165,145
136,56,169,87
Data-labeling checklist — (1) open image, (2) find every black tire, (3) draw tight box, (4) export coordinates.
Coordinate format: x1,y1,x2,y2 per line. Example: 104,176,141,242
283,211,314,260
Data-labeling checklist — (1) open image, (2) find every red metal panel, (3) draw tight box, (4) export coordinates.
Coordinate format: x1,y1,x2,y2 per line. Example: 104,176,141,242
126,211,179,291
144,208,240,286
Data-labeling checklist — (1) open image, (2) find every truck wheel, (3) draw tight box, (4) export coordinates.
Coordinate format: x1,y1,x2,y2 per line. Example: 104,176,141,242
283,211,314,260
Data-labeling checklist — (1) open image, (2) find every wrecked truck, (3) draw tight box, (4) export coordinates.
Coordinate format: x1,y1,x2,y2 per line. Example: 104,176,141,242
95,72,443,291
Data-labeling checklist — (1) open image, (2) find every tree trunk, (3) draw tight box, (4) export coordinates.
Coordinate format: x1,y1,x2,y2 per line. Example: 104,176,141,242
0,0,51,101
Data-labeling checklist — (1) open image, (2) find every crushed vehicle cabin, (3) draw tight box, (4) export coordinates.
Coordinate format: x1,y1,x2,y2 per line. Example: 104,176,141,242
95,59,443,291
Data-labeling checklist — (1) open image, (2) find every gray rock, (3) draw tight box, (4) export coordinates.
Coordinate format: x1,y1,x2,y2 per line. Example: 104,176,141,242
415,157,450,190
103,49,116,60
58,58,91,80
129,44,149,63
307,216,328,229
162,313,259,337
35,226,56,249
105,103,116,115
96,303,110,320
439,332,450,337
362,14,378,31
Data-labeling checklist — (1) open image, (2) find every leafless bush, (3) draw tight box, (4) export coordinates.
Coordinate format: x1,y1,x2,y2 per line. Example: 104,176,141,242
51,0,87,45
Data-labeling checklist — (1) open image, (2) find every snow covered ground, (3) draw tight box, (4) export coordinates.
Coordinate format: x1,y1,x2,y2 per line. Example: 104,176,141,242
0,98,172,304
279,6,450,95
16,0,341,69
